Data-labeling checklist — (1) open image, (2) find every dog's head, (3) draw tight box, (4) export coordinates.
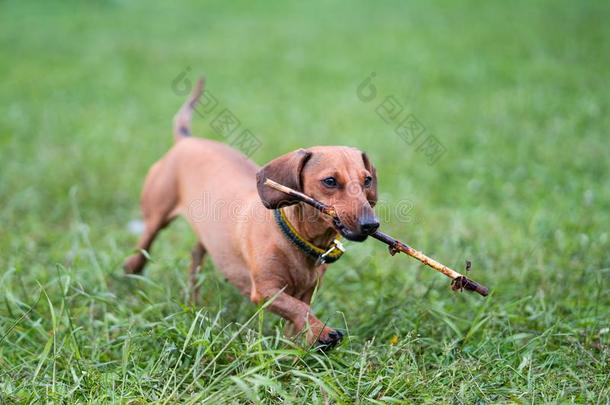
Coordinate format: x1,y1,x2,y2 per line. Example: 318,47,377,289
256,146,379,241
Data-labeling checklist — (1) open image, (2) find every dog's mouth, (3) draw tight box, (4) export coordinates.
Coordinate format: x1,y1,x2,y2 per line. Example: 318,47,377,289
332,218,369,242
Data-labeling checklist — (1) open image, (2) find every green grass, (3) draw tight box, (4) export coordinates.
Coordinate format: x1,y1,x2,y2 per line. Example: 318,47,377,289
1,0,609,403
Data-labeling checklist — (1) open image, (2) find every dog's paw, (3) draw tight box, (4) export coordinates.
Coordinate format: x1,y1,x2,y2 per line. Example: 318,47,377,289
123,254,145,274
316,329,344,352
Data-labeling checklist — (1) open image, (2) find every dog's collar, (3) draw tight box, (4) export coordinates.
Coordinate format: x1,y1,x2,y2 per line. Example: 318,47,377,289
274,208,345,264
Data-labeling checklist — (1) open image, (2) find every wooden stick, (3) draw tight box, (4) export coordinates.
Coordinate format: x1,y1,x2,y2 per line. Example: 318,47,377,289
264,178,489,297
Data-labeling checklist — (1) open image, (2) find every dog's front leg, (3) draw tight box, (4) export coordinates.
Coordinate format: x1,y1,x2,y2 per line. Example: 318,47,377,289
252,287,343,350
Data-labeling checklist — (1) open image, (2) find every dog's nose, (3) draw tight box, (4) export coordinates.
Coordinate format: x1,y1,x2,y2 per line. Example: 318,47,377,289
358,216,380,235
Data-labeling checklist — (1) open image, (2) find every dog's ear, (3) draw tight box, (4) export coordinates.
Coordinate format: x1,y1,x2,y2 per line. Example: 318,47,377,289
362,152,378,207
256,148,313,209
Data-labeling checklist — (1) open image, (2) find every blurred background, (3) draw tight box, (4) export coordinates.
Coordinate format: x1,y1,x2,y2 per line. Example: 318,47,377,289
1,0,608,402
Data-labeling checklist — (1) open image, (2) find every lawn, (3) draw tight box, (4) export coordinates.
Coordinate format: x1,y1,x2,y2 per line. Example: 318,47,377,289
1,0,608,403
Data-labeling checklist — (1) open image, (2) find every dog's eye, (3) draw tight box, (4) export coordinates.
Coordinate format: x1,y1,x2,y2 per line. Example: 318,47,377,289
364,176,373,188
322,177,338,188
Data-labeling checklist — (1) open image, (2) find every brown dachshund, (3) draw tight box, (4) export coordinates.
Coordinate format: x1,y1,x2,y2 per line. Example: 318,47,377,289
124,79,379,349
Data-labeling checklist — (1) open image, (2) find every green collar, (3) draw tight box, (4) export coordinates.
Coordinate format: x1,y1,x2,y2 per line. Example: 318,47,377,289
274,208,345,264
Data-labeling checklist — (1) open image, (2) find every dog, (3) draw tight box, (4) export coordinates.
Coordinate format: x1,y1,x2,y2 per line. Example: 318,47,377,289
124,79,379,349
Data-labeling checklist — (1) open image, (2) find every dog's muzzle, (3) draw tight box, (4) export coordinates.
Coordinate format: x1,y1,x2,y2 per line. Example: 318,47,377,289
333,217,378,242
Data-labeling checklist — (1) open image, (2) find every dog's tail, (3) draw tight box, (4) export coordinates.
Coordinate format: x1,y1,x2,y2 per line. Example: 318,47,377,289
173,77,205,142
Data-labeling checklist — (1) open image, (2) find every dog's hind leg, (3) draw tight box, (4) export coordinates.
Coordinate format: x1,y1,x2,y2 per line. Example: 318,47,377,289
123,216,172,274
123,162,178,274
189,242,207,304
